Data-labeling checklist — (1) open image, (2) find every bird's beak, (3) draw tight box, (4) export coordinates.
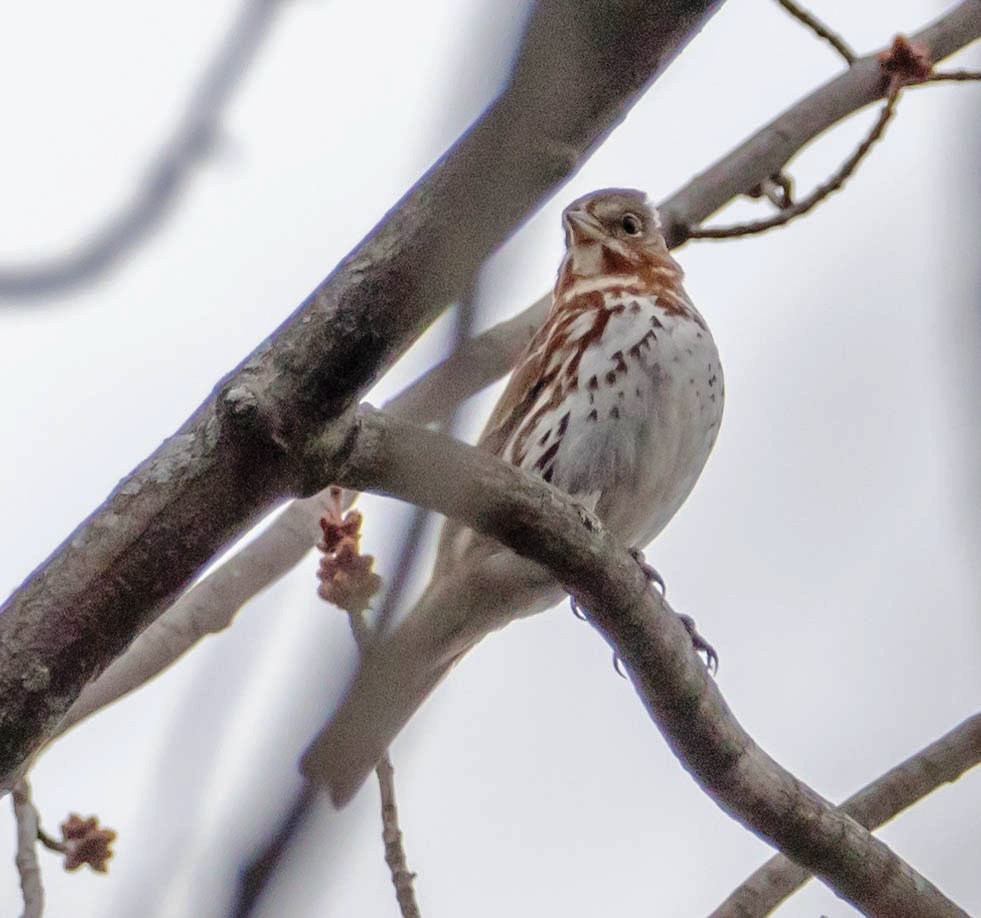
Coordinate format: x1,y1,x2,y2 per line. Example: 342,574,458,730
562,208,605,245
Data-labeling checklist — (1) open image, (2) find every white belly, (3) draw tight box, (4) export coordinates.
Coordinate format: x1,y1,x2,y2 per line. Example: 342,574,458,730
529,297,723,549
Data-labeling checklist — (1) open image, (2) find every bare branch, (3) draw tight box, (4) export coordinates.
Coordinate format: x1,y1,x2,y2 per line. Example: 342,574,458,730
0,0,723,787
376,754,421,918
0,0,285,301
688,83,901,240
688,25,981,240
321,406,967,917
319,502,423,917
774,0,856,64
383,294,550,428
12,780,43,918
659,0,981,247
50,299,487,742
927,68,981,81
36,828,67,857
374,284,477,636
711,713,981,917
50,491,332,739
230,783,319,918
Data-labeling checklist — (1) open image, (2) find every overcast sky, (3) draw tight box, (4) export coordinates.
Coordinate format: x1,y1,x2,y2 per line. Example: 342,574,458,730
1,1,979,916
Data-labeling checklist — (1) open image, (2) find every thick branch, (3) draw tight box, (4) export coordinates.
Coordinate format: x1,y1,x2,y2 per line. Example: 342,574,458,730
0,0,723,786
711,712,981,917
326,407,966,918
50,297,511,741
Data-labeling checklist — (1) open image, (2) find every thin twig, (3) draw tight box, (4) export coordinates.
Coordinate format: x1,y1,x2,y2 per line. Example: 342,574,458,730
926,69,981,81
775,0,856,63
12,780,43,918
335,509,424,918
348,619,423,918
689,84,901,240
36,828,67,855
710,712,981,917
376,754,421,918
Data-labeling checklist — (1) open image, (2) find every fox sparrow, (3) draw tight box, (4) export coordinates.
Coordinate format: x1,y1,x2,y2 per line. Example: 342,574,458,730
303,188,724,804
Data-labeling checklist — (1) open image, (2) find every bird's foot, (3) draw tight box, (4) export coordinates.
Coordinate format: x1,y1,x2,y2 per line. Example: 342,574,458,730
678,614,718,675
629,547,666,596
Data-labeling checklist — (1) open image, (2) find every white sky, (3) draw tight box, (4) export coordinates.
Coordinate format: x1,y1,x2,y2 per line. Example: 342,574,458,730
1,1,979,916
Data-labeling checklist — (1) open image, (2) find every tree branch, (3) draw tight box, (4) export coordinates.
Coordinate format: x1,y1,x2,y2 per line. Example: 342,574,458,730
0,0,723,788
230,782,319,918
325,499,423,918
49,295,494,742
774,0,856,64
375,753,421,918
658,0,981,247
687,82,902,239
710,712,981,917
12,779,43,918
0,0,286,301
317,407,967,917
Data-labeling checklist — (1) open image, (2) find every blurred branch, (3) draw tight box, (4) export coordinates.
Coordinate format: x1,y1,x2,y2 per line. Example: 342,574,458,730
774,0,856,63
231,782,319,918
12,780,43,918
44,0,981,756
0,0,723,787
382,293,548,428
0,0,285,301
710,712,981,917
321,406,967,918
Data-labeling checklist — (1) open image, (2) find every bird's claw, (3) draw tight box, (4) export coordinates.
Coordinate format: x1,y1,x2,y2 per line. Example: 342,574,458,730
678,613,718,675
612,651,627,679
629,547,666,596
569,595,588,620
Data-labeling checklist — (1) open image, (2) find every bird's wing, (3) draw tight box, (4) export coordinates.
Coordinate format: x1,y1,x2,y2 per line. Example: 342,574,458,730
429,318,554,577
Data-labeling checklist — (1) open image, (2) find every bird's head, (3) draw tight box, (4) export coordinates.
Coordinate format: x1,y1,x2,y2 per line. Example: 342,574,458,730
557,188,680,291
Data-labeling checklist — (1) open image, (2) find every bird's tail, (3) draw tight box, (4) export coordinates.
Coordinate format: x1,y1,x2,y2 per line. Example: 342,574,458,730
300,575,494,807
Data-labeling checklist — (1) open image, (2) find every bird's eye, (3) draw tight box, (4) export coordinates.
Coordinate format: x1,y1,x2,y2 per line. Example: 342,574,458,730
620,213,642,236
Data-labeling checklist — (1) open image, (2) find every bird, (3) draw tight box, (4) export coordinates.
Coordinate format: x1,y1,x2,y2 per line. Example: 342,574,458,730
302,188,724,806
